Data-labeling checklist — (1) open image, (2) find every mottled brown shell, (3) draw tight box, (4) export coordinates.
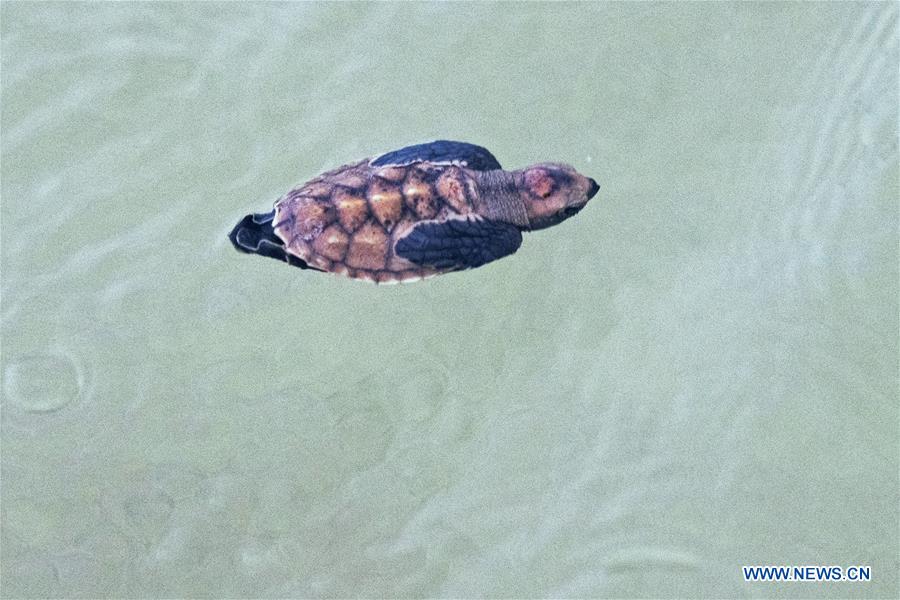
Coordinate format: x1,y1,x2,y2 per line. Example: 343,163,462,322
272,160,479,283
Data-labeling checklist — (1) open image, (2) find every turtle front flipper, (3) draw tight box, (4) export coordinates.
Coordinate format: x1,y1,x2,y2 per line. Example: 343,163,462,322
229,210,320,270
371,140,502,171
395,216,522,271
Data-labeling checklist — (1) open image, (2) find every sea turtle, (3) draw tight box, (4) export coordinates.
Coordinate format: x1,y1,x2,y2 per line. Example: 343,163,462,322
229,140,599,283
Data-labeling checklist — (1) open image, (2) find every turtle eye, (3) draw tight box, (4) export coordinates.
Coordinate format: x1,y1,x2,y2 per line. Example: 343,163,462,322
525,169,554,198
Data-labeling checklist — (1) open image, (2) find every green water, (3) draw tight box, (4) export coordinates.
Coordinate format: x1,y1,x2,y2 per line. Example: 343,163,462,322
1,2,897,598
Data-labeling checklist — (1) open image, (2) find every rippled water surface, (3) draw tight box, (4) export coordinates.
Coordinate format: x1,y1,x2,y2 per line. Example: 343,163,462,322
2,3,897,598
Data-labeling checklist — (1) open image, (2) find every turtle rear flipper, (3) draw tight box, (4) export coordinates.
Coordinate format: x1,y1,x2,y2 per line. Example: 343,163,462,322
395,216,522,271
229,210,318,270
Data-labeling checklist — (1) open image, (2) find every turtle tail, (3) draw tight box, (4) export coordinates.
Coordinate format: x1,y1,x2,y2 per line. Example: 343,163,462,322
228,210,315,269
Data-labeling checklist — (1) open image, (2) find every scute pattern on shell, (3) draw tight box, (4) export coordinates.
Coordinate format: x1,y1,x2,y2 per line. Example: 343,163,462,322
273,161,477,282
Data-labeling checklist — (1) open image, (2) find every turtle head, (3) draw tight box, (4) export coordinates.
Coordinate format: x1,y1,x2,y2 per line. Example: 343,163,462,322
519,163,599,230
